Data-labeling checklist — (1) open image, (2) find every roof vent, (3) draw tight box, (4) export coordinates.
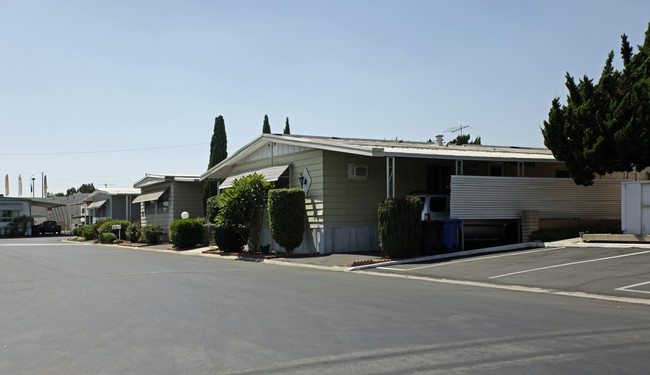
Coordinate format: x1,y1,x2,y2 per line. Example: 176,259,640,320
435,134,444,146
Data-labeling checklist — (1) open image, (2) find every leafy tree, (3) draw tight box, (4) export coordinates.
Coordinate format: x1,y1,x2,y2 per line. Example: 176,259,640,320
78,183,96,193
66,187,77,196
542,23,650,186
283,117,291,134
262,114,271,133
215,173,272,251
204,116,228,209
450,134,481,145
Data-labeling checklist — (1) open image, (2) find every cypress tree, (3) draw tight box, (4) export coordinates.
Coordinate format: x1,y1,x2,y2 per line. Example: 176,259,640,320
204,116,228,211
262,114,271,134
542,23,650,186
283,117,291,134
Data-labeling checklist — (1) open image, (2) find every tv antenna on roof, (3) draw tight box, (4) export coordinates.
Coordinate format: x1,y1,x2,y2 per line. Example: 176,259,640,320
443,124,470,136
102,183,115,188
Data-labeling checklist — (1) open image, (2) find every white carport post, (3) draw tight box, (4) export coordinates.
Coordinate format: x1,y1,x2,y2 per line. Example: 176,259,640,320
455,160,464,175
386,156,395,199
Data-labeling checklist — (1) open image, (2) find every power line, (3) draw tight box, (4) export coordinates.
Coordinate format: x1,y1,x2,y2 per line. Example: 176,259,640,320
0,142,208,156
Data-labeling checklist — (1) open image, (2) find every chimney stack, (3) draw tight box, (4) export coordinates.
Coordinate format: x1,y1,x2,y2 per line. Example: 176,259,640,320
435,134,444,146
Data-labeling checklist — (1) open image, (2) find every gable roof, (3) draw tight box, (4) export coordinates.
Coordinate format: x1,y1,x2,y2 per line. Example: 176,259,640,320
133,174,200,188
83,188,141,202
200,134,557,181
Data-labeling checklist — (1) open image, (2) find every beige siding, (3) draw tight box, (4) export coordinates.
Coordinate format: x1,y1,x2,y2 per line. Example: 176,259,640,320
228,150,325,228
321,151,385,227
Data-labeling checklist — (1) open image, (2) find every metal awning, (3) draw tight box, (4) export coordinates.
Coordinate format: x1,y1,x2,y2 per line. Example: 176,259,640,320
132,188,168,204
87,200,107,209
220,164,290,189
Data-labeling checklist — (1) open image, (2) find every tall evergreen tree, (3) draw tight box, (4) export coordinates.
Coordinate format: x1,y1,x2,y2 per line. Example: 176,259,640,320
542,23,650,186
208,116,228,168
204,116,228,210
262,114,271,134
283,117,291,134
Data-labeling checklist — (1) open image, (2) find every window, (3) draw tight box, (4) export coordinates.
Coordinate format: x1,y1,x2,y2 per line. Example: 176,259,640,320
0,210,19,222
157,199,169,214
145,201,155,215
157,193,169,214
348,164,368,180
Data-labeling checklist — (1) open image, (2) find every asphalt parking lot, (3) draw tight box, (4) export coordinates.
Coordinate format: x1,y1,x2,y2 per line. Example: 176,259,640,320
372,245,650,300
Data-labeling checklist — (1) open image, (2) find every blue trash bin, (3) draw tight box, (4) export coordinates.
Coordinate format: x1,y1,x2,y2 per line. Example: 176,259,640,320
439,218,462,250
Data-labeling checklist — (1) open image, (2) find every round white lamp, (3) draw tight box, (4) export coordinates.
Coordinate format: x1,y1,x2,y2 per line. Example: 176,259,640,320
80,217,85,224
181,211,189,219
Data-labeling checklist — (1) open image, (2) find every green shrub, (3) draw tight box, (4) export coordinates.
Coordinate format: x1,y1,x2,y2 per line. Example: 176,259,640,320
140,224,163,245
268,189,306,254
215,173,272,248
214,223,246,252
205,195,220,222
82,226,97,240
125,223,142,243
97,219,131,239
72,226,84,237
378,197,424,259
169,219,204,249
99,232,117,244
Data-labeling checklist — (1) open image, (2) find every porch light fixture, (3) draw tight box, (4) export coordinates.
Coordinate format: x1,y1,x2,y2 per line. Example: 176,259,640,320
181,211,189,219
298,173,306,188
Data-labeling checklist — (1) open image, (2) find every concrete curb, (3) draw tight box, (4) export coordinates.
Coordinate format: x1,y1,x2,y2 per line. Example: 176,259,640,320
347,242,546,271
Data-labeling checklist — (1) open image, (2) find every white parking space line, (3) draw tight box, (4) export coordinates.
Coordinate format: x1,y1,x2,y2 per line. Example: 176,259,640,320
381,247,567,272
616,281,650,295
489,250,650,279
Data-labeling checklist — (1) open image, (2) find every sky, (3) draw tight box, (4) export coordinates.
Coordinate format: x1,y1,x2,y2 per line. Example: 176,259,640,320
1,0,649,197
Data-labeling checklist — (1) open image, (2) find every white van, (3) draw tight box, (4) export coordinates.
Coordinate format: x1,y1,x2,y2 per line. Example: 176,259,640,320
411,193,450,221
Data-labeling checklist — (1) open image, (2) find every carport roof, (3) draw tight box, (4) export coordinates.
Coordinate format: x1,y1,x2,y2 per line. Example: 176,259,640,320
201,134,557,181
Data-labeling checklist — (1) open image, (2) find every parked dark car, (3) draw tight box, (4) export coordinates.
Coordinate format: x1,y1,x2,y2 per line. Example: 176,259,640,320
33,220,61,235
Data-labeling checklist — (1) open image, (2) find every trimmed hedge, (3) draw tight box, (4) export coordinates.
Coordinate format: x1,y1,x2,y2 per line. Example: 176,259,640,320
140,224,163,245
378,197,423,259
169,219,204,249
99,232,117,244
268,189,306,254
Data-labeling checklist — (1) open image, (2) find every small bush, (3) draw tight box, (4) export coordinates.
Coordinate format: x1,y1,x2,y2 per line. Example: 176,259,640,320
268,189,306,254
72,226,84,237
378,197,424,259
97,220,131,239
99,232,117,244
214,223,246,252
82,226,97,241
125,223,142,243
140,225,163,245
169,219,204,249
